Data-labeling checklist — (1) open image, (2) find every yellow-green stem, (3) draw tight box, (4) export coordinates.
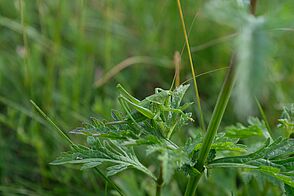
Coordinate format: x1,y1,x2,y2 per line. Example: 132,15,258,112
94,168,125,196
176,0,205,132
30,100,75,146
184,1,258,195
185,56,236,196
196,57,236,170
184,172,203,196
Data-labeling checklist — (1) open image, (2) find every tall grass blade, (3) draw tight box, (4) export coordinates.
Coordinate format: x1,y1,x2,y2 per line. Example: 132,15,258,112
255,98,274,141
94,168,125,196
176,0,205,132
30,100,75,146
19,0,30,92
185,56,236,196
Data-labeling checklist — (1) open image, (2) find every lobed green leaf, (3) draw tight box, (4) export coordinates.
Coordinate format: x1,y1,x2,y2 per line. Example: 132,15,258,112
208,137,294,187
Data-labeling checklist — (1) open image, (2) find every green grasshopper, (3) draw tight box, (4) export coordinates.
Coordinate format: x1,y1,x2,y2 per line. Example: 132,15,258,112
115,84,193,139
71,84,193,142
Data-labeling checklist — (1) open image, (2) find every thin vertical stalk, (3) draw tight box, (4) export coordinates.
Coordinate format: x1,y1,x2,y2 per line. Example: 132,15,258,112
37,0,44,33
79,0,85,37
250,0,257,15
185,1,259,195
30,100,75,146
196,57,236,170
156,164,164,196
184,171,202,196
185,57,236,196
44,0,62,108
255,98,274,141
104,182,108,196
19,0,30,92
94,168,125,196
105,0,113,69
79,0,93,110
73,0,85,110
176,0,206,132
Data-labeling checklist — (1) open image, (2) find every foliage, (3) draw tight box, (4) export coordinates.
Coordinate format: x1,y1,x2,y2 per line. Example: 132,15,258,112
52,138,156,180
205,0,294,117
0,0,294,195
54,84,193,186
50,84,294,195
278,104,294,137
208,137,294,187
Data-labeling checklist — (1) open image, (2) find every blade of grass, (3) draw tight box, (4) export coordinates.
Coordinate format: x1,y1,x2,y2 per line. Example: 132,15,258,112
30,100,75,146
184,172,202,196
176,0,205,132
185,1,259,195
255,98,274,141
180,10,199,56
19,0,31,92
185,56,236,196
104,0,113,69
94,168,125,196
191,33,237,53
181,67,229,85
104,182,108,196
0,96,47,127
196,56,236,170
31,101,124,195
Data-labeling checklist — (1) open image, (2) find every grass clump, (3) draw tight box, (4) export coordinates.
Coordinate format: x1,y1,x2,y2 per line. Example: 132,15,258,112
1,0,294,195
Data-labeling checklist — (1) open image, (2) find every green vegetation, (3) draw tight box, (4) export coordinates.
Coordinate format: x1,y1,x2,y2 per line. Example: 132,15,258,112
0,0,294,195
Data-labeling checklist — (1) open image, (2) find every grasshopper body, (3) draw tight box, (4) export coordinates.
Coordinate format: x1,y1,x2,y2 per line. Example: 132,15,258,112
115,84,193,139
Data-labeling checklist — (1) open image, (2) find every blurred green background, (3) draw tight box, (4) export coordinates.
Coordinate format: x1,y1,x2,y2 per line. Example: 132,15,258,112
0,0,293,195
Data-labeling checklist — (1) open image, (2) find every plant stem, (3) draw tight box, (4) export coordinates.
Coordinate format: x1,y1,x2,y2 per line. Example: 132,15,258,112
176,0,206,132
250,0,257,15
156,164,164,196
255,98,274,141
196,56,236,170
94,168,125,196
185,56,236,196
30,100,75,146
104,182,108,196
19,0,31,92
105,0,113,69
184,172,202,196
184,1,258,195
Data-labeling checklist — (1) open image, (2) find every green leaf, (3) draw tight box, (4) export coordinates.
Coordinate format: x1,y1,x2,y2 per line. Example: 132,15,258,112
51,137,156,180
224,117,266,139
70,84,193,142
147,144,189,183
171,84,190,108
272,157,294,170
208,137,294,187
211,142,247,153
107,164,129,177
278,104,294,136
80,162,102,170
284,183,294,196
